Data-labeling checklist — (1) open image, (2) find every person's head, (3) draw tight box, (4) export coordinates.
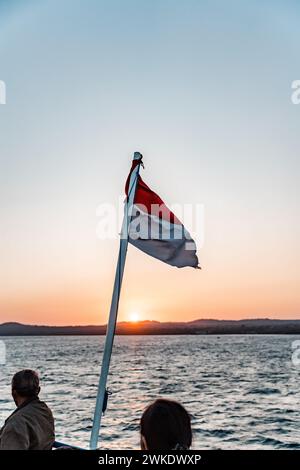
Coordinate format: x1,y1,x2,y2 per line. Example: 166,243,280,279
140,399,192,450
11,369,40,406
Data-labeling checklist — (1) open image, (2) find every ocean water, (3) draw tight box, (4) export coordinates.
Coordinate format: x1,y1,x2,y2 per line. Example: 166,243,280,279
0,335,299,450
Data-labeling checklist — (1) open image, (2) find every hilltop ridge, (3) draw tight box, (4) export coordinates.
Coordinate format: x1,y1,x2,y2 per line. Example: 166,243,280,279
0,319,300,335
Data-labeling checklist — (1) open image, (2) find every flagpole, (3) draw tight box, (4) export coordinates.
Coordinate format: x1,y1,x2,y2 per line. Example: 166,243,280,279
89,152,143,450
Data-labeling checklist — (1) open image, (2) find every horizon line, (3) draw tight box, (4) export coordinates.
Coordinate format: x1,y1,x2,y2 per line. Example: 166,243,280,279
1,317,300,328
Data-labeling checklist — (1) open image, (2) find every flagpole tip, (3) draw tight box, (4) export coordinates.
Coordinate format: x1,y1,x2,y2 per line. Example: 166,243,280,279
133,151,143,160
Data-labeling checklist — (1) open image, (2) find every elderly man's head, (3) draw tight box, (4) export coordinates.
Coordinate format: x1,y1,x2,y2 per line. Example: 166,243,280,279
11,370,40,406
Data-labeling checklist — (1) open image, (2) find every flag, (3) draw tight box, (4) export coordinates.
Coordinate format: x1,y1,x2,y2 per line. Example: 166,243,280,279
125,156,200,268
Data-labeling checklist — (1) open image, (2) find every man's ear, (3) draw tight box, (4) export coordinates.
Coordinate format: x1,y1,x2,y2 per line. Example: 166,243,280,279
37,386,41,395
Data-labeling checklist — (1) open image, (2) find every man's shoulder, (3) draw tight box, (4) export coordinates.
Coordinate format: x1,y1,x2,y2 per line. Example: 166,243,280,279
3,408,28,430
10,399,53,422
29,399,52,410
25,399,54,418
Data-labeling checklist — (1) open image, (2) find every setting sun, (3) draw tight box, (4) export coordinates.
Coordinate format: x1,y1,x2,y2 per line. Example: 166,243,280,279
129,312,140,323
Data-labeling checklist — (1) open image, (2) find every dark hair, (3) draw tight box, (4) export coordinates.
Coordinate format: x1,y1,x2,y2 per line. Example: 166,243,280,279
140,399,192,450
12,370,40,398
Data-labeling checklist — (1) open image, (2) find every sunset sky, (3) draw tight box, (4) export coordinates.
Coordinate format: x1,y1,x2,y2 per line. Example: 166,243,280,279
0,0,299,325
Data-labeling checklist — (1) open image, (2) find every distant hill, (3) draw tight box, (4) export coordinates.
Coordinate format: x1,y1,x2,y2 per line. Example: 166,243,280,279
0,319,300,335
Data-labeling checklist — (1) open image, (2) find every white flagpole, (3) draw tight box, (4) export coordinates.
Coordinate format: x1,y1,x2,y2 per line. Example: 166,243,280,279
89,152,143,450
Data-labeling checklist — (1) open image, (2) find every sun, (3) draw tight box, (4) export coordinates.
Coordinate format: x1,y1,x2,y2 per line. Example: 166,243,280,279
129,312,140,323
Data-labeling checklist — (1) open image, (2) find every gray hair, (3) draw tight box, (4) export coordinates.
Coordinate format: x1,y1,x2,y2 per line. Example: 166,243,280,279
12,370,40,397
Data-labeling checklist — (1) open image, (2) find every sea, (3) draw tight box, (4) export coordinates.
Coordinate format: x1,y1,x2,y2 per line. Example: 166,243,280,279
0,335,299,450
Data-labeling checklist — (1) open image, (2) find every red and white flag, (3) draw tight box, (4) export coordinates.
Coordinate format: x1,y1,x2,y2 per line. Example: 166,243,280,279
125,157,200,268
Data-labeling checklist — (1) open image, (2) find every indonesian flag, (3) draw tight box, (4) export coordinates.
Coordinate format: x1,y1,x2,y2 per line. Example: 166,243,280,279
125,156,200,268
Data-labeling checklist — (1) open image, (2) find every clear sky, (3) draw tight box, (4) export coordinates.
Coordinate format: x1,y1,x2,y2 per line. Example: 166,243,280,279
0,0,299,325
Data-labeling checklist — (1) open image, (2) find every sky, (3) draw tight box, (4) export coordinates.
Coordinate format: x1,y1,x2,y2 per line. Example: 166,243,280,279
0,0,299,325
